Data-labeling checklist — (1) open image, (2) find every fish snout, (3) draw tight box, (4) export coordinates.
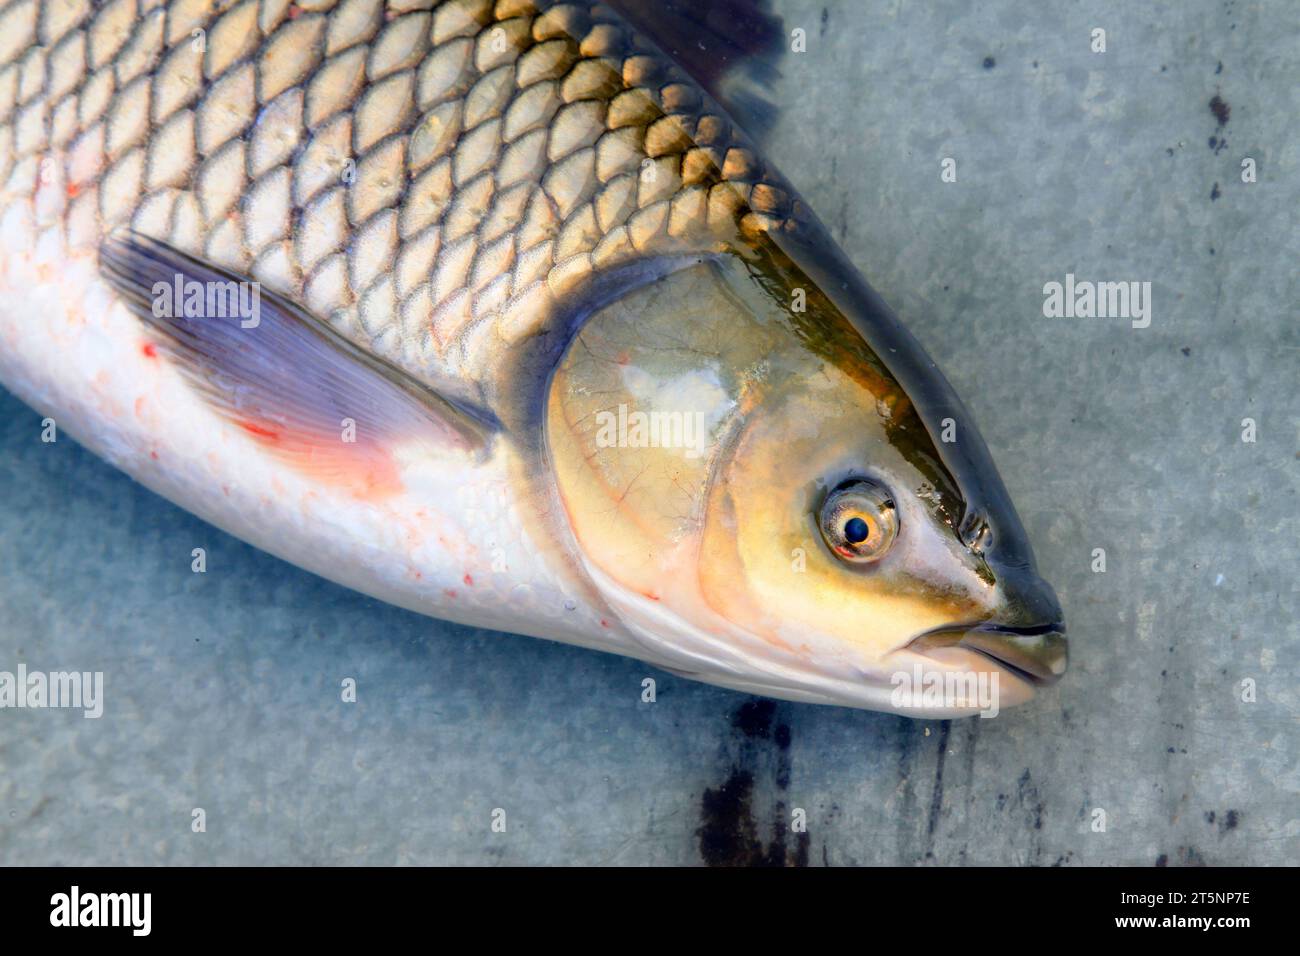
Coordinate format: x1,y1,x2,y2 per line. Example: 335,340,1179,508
974,567,1067,684
907,561,1067,686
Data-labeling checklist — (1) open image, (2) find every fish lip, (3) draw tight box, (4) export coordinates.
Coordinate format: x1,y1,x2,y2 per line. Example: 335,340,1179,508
906,621,1069,687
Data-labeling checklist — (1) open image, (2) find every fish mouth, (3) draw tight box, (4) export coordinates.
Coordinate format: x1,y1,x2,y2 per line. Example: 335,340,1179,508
906,621,1068,686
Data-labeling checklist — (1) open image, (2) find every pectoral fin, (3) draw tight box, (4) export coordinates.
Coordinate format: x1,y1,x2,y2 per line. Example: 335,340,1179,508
100,231,496,498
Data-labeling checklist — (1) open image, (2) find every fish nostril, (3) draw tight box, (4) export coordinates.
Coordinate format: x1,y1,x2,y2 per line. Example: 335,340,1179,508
959,512,992,555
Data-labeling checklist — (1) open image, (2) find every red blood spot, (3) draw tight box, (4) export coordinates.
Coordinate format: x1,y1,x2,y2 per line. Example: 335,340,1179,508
237,420,280,441
616,351,630,365
443,588,458,599
463,573,473,586
287,3,301,18
600,619,610,628
149,451,159,460
142,342,157,358
66,182,80,198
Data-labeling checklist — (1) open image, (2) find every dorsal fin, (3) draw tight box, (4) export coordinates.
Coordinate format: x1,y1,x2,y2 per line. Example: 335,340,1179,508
100,231,496,498
606,0,786,143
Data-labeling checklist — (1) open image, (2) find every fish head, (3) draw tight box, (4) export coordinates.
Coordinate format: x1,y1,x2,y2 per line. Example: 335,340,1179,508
545,234,1064,716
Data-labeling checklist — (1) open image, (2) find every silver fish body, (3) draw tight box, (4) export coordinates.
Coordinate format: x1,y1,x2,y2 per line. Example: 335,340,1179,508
0,0,1065,715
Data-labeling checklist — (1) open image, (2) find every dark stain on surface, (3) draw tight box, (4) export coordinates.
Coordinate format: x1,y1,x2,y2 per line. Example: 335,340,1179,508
1019,769,1045,831
1219,809,1240,833
982,56,996,70
993,769,1047,864
697,698,809,867
1209,93,1231,126
1207,83,1230,155
774,721,792,790
1156,846,1207,866
699,769,761,866
732,699,775,738
919,720,958,862
924,721,952,842
1210,182,1221,201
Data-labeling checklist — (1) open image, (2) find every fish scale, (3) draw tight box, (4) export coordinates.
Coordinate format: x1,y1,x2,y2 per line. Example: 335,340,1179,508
0,0,796,393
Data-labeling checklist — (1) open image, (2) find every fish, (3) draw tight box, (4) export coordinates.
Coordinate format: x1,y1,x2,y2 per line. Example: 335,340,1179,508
0,0,1065,717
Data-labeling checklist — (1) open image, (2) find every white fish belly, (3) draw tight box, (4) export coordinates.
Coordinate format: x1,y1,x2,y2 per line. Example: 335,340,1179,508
0,240,618,654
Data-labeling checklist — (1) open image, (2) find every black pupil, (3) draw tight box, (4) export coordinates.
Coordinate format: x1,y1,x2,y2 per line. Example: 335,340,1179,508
843,516,870,544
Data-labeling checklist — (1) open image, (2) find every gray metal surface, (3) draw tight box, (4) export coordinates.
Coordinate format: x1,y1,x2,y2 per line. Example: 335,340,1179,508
1,0,1296,865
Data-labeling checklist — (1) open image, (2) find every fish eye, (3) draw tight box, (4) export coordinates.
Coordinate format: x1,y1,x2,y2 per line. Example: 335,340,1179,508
819,479,898,563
